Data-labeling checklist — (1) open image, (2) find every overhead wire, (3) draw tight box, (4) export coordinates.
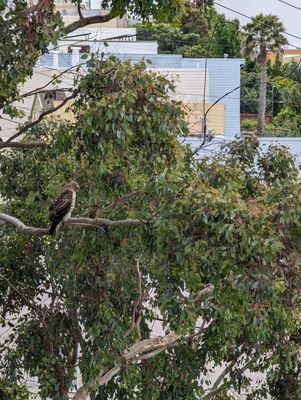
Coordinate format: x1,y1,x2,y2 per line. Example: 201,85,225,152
278,0,301,11
214,1,301,45
2,4,300,137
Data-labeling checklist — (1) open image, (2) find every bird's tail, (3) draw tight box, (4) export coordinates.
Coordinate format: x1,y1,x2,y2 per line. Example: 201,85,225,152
49,221,59,236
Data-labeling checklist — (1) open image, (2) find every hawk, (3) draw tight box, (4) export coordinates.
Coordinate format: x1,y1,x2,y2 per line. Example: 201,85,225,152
49,181,80,236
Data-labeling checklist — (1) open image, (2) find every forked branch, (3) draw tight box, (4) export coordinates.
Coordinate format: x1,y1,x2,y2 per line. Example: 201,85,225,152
72,285,214,400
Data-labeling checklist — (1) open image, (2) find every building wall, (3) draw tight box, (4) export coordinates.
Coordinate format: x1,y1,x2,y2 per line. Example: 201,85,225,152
52,40,158,55
182,58,244,137
0,66,75,141
62,14,128,29
62,27,137,41
90,41,158,54
267,49,301,64
154,68,209,103
118,53,183,68
185,103,225,135
36,53,243,137
151,68,225,135
115,56,243,137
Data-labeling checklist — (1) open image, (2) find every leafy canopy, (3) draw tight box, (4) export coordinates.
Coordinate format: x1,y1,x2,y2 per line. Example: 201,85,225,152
0,0,183,121
136,2,241,59
0,57,300,399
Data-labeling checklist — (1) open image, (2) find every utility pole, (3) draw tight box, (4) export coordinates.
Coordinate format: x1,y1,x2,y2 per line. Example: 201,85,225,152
271,85,274,122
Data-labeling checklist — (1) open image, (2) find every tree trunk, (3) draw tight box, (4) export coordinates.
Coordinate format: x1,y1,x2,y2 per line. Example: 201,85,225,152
257,52,267,135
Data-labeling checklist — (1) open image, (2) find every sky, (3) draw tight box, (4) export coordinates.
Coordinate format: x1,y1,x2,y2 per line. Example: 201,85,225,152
215,0,301,48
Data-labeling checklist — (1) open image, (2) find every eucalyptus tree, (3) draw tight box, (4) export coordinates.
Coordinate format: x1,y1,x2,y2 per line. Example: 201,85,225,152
0,0,183,144
0,2,300,399
241,14,287,135
0,57,300,399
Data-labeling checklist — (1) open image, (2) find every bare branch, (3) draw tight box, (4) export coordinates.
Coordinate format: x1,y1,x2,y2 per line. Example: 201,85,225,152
64,12,114,35
202,356,256,400
20,65,81,100
70,304,87,351
73,333,182,400
0,273,44,317
0,213,148,236
65,342,79,392
68,216,147,228
202,360,236,400
77,3,84,20
123,258,146,339
0,141,47,149
21,88,73,99
0,91,77,149
0,214,49,235
194,284,214,304
137,347,167,361
73,309,211,400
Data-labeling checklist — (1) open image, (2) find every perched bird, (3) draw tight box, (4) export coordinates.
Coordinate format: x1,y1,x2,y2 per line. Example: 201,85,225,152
49,180,80,236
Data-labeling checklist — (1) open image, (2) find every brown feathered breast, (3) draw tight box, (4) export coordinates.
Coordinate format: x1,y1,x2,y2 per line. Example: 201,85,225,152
49,188,75,221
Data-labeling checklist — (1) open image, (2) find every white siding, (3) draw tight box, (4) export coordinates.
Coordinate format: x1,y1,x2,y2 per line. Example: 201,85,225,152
63,27,137,41
91,41,158,54
153,68,208,103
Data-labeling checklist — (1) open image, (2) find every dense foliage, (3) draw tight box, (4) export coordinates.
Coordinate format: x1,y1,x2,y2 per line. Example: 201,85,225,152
0,58,300,399
241,14,288,135
0,0,182,124
1,1,301,398
241,59,301,136
0,0,62,118
136,2,241,58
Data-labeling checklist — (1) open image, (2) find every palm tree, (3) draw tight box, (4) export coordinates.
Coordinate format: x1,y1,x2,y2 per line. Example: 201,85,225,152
241,14,288,135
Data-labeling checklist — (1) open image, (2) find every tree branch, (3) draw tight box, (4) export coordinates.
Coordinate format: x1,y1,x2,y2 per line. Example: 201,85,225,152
194,284,214,304
65,341,79,394
21,87,73,100
77,3,84,20
20,65,82,100
0,141,47,149
0,213,148,236
202,360,236,400
72,333,182,400
0,214,49,235
72,285,214,400
0,273,44,317
202,356,256,400
123,258,146,339
0,91,77,149
70,304,87,351
68,216,147,227
64,12,114,35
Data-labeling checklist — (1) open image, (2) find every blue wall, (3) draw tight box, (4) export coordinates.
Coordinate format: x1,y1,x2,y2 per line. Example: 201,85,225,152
182,58,244,137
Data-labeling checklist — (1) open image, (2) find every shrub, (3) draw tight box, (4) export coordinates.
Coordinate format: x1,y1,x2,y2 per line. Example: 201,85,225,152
241,119,257,130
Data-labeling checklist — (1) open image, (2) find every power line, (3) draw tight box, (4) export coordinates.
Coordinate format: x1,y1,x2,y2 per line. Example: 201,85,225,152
214,1,301,45
215,2,251,20
278,0,301,11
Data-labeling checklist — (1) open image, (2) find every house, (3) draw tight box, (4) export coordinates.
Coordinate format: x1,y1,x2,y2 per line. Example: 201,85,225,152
30,91,74,121
54,0,128,28
37,51,244,137
117,55,244,137
267,47,301,64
